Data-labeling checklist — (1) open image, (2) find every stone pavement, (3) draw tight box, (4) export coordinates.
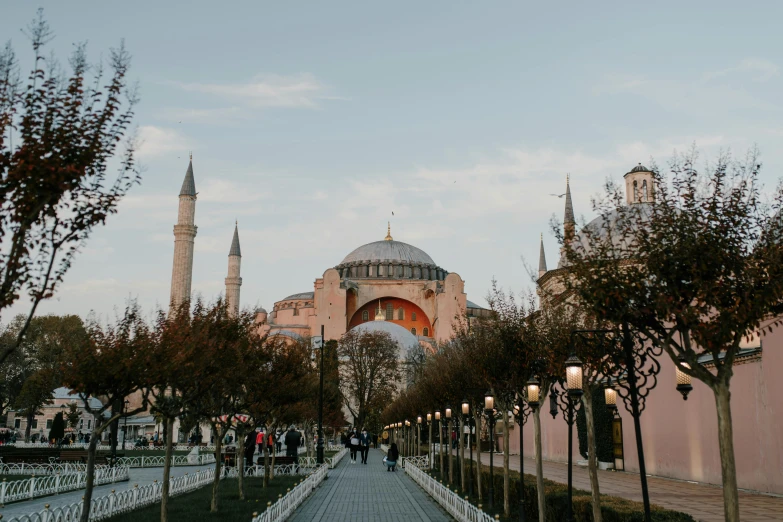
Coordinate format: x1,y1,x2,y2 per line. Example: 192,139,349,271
0,466,193,519
289,449,451,522
470,452,783,522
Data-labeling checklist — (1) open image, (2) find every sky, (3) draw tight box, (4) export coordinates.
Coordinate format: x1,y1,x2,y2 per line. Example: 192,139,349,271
2,1,782,322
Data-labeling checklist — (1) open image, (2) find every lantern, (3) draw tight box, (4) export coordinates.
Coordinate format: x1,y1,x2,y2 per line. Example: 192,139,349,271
484,391,494,412
526,376,540,408
461,399,470,416
565,354,584,398
676,356,693,400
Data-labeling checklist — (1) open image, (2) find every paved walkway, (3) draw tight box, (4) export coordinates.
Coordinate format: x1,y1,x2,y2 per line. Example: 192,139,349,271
0,466,193,519
290,449,451,522
470,452,783,522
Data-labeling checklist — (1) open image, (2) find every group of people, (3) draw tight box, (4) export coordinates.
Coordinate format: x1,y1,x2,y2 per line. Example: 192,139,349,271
345,427,372,464
243,426,300,467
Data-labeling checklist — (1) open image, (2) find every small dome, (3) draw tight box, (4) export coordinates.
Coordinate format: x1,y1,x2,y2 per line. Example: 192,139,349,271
256,306,267,314
558,203,652,268
282,292,314,301
629,163,651,173
340,240,435,266
349,321,419,359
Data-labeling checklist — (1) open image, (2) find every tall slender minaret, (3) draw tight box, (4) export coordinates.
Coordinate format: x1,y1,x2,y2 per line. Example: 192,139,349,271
538,233,548,280
225,223,242,317
563,174,575,240
169,155,198,310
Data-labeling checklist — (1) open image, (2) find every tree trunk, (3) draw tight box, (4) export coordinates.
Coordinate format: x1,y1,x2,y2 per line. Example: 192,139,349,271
428,419,433,470
25,410,34,442
582,386,602,522
263,441,270,487
160,417,175,522
236,425,245,501
474,409,482,501
211,427,223,512
714,380,740,522
502,412,510,517
532,407,546,522
78,429,102,522
270,441,276,480
459,416,466,491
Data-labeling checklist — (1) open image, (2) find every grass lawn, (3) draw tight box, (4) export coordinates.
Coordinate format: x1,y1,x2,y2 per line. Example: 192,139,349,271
105,476,299,521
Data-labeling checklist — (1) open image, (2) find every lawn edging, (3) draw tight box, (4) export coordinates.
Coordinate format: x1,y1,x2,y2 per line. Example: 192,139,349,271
0,465,129,505
405,460,494,522
250,464,328,522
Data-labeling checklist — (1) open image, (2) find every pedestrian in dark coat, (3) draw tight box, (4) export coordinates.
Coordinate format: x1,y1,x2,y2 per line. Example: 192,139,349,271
284,426,302,461
243,430,255,467
359,428,371,464
385,443,399,471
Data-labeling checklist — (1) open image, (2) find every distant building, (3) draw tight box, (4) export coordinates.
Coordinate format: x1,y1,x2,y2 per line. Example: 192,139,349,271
6,387,105,442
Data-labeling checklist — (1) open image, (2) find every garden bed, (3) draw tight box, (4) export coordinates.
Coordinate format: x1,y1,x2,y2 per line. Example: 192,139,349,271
104,476,299,522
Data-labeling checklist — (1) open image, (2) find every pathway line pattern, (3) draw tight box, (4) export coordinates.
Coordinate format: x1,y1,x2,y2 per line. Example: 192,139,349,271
289,449,451,522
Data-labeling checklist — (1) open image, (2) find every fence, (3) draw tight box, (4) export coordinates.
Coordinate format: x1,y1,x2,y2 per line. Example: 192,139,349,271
250,464,328,522
0,463,91,476
400,455,429,470
6,467,220,522
115,454,216,468
0,466,129,506
295,448,347,470
405,461,494,522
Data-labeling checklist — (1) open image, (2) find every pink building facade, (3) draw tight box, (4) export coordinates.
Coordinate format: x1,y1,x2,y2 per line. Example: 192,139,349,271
509,165,783,496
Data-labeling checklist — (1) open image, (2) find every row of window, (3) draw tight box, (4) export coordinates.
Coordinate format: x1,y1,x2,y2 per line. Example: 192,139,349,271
633,179,650,202
14,418,92,430
411,327,429,336
361,307,419,321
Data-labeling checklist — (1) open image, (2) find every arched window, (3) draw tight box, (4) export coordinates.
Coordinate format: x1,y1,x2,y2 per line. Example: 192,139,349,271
412,312,417,321
293,307,299,316
386,303,393,320
362,310,369,321
633,180,638,201
423,327,429,337
642,180,648,201
411,327,417,335
397,308,404,320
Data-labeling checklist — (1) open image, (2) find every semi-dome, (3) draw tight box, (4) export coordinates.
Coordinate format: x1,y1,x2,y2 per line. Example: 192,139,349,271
628,163,652,174
349,321,419,359
335,225,448,281
282,292,314,301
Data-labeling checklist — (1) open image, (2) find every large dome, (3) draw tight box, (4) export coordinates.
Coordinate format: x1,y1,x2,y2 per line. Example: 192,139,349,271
340,240,435,266
335,232,448,281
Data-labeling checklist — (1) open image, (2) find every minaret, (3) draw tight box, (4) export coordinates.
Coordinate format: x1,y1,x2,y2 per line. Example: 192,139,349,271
538,233,548,280
564,174,575,240
169,155,198,310
225,223,242,317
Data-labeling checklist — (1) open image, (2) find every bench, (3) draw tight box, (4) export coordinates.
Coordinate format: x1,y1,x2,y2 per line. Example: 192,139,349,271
1,453,54,464
257,455,297,466
59,450,120,465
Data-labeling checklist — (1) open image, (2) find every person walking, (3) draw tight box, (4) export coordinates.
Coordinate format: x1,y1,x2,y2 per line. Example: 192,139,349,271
275,430,282,453
349,429,359,464
267,431,275,455
284,426,302,465
385,442,399,472
359,428,371,464
243,430,255,468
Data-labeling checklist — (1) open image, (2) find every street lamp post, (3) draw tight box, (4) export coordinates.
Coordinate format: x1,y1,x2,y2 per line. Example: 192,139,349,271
317,325,325,465
417,416,422,457
462,400,474,497
427,413,433,470
484,391,497,511
564,354,584,522
435,410,442,479
445,406,453,485
515,376,540,522
123,399,130,449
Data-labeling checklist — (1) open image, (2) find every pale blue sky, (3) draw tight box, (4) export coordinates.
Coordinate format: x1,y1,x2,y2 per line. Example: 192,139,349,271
3,1,782,320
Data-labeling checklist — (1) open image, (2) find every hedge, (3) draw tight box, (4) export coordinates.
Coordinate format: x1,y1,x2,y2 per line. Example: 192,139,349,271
427,461,694,522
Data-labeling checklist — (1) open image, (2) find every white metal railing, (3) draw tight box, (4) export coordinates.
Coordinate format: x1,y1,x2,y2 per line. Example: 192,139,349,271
293,447,347,469
400,455,429,469
0,463,92,476
379,444,389,453
328,448,348,468
5,442,219,452
250,464,328,522
6,467,221,522
0,466,129,505
115,454,216,468
405,462,493,522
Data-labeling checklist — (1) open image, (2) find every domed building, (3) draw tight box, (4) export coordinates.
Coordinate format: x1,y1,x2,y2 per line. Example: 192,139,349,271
257,223,483,350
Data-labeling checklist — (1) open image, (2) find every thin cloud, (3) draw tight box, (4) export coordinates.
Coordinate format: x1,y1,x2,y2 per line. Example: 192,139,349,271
703,58,779,82
136,126,188,159
171,73,334,109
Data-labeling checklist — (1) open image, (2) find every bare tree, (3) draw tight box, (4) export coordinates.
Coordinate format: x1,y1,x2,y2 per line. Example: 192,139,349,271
338,330,400,428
